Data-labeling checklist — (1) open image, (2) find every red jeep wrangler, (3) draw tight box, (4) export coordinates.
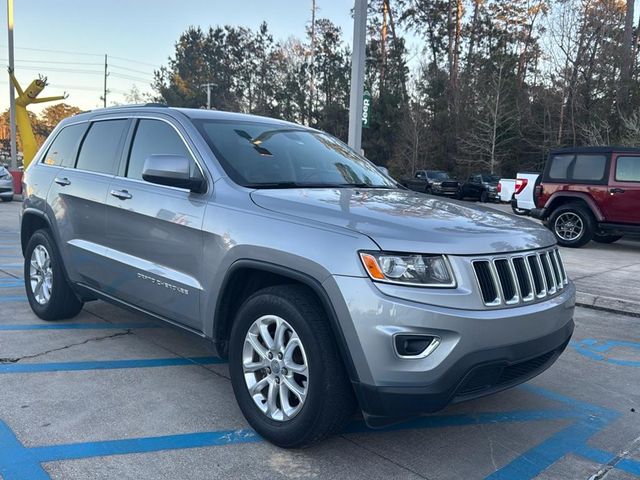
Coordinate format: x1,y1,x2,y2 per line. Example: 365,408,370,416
532,147,640,247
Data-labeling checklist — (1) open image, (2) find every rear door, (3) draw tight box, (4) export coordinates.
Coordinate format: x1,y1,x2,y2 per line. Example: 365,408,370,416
601,154,640,224
103,117,208,331
46,118,128,288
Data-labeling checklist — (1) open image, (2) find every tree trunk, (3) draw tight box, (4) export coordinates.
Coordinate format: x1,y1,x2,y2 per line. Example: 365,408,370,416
618,0,635,114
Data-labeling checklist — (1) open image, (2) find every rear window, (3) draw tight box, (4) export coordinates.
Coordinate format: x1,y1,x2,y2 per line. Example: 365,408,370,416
42,123,88,167
616,156,640,182
547,153,607,183
76,120,128,174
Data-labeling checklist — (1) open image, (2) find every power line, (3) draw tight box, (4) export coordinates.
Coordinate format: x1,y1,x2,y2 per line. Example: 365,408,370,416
108,55,160,68
0,57,103,66
0,44,102,57
110,63,155,76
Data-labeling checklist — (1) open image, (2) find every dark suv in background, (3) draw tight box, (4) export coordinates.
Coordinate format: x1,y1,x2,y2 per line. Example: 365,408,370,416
532,147,640,247
457,173,500,202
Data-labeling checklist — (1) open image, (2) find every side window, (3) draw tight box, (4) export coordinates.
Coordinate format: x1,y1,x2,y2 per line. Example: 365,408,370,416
572,154,606,182
616,156,640,182
548,155,574,180
42,123,88,167
76,120,128,174
127,119,193,181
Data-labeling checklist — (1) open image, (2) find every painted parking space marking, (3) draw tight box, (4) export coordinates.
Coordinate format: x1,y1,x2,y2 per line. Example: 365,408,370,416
0,295,27,303
0,322,160,331
572,339,640,367
0,385,638,480
0,356,225,374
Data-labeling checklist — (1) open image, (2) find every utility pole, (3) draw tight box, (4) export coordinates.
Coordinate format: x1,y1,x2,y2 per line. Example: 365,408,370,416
308,0,317,125
6,0,17,170
347,0,367,152
200,83,215,109
102,54,108,108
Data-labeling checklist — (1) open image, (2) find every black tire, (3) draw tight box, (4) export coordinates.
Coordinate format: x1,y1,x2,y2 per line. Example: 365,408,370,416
548,203,595,248
229,284,356,448
592,233,623,244
455,189,463,200
424,185,432,194
24,229,83,320
480,190,489,203
1,197,11,202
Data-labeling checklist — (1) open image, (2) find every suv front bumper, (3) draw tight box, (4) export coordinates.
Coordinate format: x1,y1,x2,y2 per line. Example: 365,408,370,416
324,276,575,420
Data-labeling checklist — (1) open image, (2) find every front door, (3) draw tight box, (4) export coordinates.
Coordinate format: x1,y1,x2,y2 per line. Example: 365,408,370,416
103,118,208,331
601,154,640,224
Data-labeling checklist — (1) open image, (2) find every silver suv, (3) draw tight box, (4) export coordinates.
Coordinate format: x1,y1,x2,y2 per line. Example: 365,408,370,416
21,106,575,447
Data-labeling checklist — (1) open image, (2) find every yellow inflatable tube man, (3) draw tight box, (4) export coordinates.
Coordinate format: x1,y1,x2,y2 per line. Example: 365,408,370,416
8,67,68,168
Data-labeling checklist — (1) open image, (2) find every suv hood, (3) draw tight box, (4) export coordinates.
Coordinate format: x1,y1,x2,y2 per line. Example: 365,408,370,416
250,188,555,255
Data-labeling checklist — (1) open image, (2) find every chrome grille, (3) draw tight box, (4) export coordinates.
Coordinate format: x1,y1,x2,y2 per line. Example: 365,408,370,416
473,248,568,307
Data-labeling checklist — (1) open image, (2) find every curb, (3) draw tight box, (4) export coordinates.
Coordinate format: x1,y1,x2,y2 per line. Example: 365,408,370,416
576,291,640,318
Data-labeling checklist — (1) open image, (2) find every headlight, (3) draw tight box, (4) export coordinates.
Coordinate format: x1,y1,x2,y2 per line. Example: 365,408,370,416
359,252,456,287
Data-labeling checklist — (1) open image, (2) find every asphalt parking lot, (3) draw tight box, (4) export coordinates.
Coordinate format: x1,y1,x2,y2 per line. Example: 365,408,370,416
1,200,639,480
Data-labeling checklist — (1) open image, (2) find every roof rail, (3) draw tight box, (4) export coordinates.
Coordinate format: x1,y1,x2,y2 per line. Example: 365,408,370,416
91,103,169,112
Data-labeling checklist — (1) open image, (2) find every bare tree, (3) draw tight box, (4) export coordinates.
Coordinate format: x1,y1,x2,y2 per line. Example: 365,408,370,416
459,64,518,174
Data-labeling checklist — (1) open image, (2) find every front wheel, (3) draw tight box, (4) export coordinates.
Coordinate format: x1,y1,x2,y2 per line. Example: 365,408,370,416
228,285,355,448
1,197,11,202
24,229,83,320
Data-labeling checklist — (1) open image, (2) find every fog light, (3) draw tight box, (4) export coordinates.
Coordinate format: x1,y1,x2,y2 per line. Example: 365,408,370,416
394,334,440,358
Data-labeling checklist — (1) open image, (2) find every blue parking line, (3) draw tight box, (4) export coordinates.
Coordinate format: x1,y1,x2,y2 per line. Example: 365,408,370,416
0,385,635,480
0,282,23,288
0,322,159,331
574,444,640,476
0,356,225,374
573,338,640,367
0,295,27,302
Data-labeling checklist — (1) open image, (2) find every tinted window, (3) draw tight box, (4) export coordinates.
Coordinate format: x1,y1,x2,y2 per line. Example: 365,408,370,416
193,120,395,188
616,156,640,182
43,123,88,167
548,155,574,180
573,154,606,181
127,120,192,181
76,120,128,174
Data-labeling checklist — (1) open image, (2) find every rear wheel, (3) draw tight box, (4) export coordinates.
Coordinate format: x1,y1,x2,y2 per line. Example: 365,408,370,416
229,285,356,448
548,203,594,248
480,190,489,203
24,229,83,320
592,233,622,244
1,197,11,202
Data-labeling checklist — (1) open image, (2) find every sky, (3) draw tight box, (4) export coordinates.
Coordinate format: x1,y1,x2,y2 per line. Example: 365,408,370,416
1,0,356,113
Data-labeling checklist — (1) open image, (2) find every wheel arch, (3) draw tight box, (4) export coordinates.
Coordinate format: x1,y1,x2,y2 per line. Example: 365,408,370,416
212,259,360,383
544,192,603,221
21,208,53,255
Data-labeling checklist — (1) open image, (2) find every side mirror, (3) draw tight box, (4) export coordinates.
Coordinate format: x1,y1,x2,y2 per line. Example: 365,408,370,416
142,154,205,193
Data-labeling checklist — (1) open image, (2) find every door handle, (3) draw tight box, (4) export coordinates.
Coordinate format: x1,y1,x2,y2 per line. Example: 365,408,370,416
110,189,132,200
609,188,625,194
54,177,71,186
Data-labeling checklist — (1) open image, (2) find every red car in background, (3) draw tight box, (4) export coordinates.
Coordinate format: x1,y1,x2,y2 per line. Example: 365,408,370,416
531,147,640,247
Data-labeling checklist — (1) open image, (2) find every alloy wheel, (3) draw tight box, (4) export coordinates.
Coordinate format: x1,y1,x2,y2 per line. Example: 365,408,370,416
554,212,584,241
242,315,309,421
29,244,53,305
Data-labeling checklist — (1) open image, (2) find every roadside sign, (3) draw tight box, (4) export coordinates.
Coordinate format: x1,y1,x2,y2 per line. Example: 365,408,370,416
362,91,371,128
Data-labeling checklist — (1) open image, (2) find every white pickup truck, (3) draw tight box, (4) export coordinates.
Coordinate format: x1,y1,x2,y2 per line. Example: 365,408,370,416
511,172,540,215
498,179,515,203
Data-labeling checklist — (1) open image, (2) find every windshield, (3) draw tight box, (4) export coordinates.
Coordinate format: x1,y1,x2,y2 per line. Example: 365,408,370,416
428,171,449,180
482,174,500,183
193,120,397,189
